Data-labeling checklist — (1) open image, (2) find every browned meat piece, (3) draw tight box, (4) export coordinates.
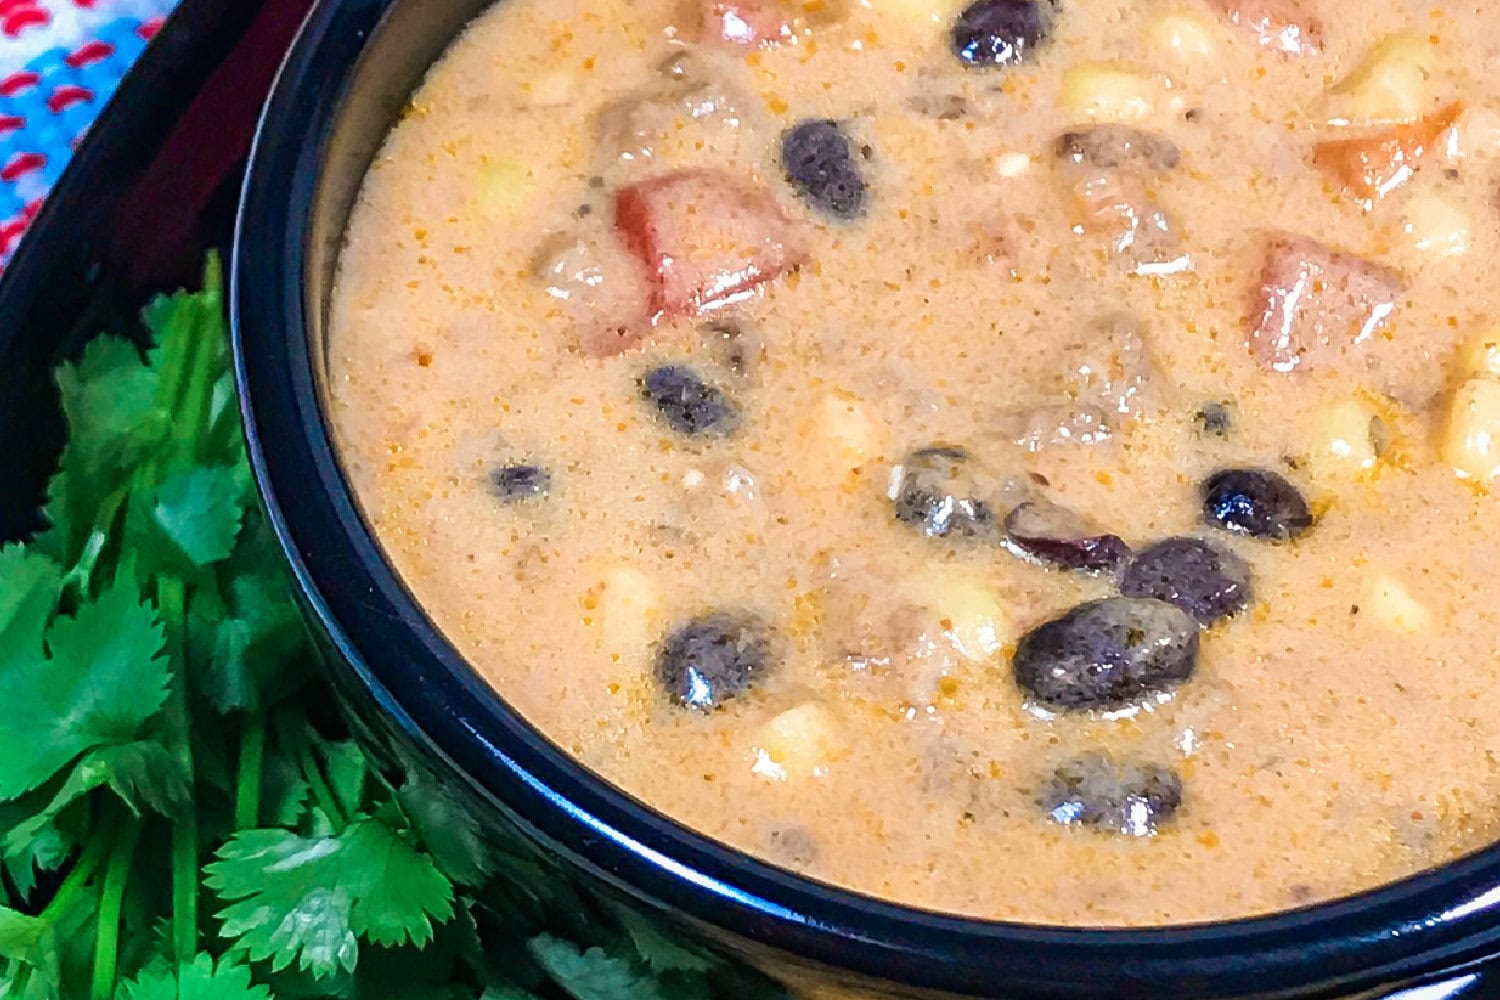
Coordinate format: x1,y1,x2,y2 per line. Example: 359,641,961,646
1002,313,1160,450
1248,234,1405,373
1049,312,1159,418
594,52,751,168
532,220,653,356
1053,126,1188,274
1055,125,1181,172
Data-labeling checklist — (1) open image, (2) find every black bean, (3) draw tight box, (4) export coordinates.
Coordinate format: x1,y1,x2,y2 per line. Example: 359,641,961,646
1119,536,1252,625
1202,468,1312,540
1039,754,1183,836
639,365,739,436
490,464,551,501
656,611,772,710
1004,498,1130,572
890,446,997,539
1012,597,1198,711
1194,401,1235,438
780,119,867,220
951,0,1055,69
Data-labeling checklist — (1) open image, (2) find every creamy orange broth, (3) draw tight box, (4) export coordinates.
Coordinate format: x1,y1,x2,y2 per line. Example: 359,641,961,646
327,0,1500,925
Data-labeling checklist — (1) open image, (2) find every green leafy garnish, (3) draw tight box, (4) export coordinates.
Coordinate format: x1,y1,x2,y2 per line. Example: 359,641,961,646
0,258,791,999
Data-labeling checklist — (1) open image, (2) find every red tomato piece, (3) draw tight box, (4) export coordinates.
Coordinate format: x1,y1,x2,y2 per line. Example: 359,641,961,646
615,169,805,320
1312,102,1463,209
1206,0,1323,54
695,0,795,46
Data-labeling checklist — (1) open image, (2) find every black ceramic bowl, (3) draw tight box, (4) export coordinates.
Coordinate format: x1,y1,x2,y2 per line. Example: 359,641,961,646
232,1,1500,997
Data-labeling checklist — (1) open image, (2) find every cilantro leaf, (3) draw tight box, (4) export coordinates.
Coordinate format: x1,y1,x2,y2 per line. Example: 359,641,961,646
396,772,492,888
342,818,453,948
207,818,453,978
116,953,272,1000
526,936,667,1000
5,740,187,854
0,802,70,900
0,573,168,799
196,565,306,714
0,906,48,960
146,467,247,570
40,337,162,564
0,546,60,667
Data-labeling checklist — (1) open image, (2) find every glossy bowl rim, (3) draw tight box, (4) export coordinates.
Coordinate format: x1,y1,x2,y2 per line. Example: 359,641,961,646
230,0,1500,995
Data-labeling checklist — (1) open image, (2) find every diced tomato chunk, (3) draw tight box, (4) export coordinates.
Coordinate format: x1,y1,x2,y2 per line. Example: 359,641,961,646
1312,102,1463,209
1207,0,1323,54
1248,234,1405,374
614,169,805,320
695,0,795,46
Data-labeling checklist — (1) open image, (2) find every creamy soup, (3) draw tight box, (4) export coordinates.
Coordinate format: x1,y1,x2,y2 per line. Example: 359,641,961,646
327,0,1500,926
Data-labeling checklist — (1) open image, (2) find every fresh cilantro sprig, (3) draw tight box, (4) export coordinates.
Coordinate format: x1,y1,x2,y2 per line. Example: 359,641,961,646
0,259,792,1000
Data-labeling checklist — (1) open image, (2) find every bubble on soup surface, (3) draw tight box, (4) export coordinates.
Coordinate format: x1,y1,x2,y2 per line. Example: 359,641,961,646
951,0,1055,69
1012,597,1198,711
888,446,999,539
1119,537,1252,626
780,119,868,220
656,611,772,710
639,365,740,436
1040,753,1183,836
1201,468,1312,540
1003,498,1130,572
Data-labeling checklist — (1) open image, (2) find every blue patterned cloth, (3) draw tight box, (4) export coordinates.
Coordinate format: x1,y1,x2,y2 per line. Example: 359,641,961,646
0,0,177,268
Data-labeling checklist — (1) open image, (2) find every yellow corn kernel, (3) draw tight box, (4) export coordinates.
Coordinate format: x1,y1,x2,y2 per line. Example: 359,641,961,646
1060,62,1170,125
753,703,840,780
1363,575,1432,635
810,390,881,469
1402,189,1471,258
594,564,663,662
476,158,537,218
906,566,1011,662
1307,397,1383,480
1443,377,1500,485
1456,330,1500,379
1146,11,1220,61
1327,34,1438,126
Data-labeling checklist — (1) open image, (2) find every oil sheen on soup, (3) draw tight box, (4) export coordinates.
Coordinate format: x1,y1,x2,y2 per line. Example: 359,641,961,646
327,0,1500,926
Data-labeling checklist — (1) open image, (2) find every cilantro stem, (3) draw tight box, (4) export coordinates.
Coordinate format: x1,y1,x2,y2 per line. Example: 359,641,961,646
89,812,140,1000
295,733,346,833
158,574,200,963
234,711,266,829
40,824,111,922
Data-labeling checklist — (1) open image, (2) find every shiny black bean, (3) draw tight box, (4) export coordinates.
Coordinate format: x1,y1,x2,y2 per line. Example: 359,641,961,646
1202,468,1312,540
1012,597,1198,711
889,446,997,539
1119,536,1252,625
1040,753,1183,836
656,611,772,710
951,0,1055,69
640,365,739,436
780,119,867,220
